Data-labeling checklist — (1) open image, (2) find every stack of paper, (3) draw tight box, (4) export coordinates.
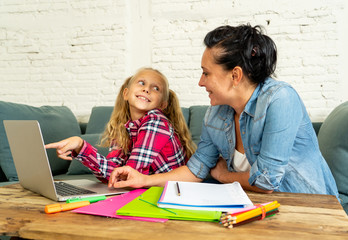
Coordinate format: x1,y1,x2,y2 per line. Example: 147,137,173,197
157,181,253,212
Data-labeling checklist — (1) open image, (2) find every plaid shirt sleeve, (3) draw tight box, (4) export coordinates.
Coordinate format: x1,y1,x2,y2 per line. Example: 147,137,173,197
72,140,127,183
125,112,180,175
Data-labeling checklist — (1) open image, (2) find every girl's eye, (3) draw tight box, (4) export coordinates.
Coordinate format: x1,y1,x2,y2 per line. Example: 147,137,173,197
154,86,159,91
202,72,208,77
138,80,145,85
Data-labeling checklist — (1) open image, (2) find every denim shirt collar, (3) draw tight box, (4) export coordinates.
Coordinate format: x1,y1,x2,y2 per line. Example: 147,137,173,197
243,83,261,118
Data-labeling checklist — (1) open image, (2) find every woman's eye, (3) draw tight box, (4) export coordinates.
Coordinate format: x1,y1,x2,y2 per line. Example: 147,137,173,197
202,72,208,76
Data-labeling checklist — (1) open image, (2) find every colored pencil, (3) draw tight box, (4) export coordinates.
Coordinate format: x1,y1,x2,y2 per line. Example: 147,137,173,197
234,201,279,224
219,201,280,228
224,209,279,228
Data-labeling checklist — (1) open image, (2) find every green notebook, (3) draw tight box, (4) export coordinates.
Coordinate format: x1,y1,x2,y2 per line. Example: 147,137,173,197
116,187,221,222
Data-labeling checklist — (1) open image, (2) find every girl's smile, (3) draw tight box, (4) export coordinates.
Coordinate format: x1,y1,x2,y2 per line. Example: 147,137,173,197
136,95,150,102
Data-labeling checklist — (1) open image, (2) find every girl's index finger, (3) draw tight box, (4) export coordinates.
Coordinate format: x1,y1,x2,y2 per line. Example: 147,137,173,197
44,142,61,149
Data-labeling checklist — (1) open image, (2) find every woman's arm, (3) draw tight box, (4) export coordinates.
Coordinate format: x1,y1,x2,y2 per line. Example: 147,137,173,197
108,165,202,188
248,86,303,191
210,157,273,193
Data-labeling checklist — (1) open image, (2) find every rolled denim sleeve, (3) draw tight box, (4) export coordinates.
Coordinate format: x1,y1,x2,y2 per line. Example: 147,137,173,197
248,87,303,191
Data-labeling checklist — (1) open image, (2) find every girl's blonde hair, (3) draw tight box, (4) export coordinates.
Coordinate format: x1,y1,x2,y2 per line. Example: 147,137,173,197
100,67,196,159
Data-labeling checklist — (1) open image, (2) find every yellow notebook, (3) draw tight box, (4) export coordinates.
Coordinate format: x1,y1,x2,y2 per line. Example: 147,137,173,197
116,187,221,222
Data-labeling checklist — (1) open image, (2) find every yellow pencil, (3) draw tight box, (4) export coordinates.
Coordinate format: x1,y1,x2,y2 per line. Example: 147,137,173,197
235,202,279,224
234,201,280,224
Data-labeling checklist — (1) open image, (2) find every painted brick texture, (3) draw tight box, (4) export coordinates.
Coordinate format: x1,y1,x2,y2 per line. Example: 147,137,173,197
0,0,347,122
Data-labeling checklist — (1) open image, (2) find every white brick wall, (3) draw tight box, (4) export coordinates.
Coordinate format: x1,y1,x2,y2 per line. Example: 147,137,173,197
0,0,347,122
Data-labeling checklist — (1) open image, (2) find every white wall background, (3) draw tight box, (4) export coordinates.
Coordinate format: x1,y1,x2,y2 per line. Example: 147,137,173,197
0,0,347,122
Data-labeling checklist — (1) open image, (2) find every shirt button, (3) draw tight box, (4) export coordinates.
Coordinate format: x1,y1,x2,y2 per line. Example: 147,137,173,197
129,123,134,127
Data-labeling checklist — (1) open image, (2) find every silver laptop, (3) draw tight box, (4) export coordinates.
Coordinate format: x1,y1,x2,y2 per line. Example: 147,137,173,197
3,120,129,201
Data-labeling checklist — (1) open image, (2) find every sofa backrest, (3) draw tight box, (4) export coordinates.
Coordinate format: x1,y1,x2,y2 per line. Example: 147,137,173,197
318,101,348,214
0,102,325,183
0,101,81,182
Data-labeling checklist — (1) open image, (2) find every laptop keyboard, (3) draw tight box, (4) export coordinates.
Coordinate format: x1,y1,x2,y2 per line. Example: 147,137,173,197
54,181,96,196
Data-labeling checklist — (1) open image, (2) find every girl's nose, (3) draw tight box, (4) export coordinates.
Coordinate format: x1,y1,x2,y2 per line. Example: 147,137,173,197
142,88,149,93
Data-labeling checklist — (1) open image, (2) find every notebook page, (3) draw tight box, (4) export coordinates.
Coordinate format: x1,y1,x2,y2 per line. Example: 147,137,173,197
158,181,252,207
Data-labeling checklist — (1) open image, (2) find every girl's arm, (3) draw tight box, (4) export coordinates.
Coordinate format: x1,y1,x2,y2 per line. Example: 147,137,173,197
108,165,202,188
72,141,125,182
45,136,84,160
45,137,124,182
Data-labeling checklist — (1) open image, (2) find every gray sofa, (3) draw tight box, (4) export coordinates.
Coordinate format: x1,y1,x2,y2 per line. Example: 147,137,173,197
0,100,347,214
0,101,208,184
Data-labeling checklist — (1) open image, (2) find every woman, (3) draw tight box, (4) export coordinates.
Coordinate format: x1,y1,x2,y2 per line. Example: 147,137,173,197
107,24,339,197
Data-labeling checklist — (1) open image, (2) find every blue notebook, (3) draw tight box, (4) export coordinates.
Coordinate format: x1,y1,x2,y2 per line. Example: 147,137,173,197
116,187,221,222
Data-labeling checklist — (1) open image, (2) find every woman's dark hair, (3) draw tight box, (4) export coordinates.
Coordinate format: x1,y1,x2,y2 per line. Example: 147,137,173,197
203,24,277,84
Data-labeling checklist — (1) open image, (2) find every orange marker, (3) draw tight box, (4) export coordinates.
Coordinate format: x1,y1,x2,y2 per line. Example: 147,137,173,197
45,201,90,214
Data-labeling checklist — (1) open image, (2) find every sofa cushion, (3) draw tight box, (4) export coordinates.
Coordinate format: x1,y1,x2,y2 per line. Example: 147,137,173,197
318,101,348,214
181,107,189,126
0,101,81,181
189,105,208,145
85,106,113,134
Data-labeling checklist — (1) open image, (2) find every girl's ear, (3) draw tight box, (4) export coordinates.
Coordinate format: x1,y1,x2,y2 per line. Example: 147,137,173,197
159,101,168,110
123,87,129,100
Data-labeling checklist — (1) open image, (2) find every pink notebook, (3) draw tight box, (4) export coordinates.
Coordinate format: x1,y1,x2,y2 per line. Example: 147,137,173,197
72,189,168,223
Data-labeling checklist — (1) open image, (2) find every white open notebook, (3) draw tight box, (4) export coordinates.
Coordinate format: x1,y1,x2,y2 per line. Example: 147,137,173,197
157,181,253,212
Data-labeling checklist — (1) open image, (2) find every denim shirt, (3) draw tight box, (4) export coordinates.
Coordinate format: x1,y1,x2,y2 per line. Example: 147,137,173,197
187,77,339,197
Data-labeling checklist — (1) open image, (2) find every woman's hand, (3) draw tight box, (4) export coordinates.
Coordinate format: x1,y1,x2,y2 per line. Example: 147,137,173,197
108,166,148,188
45,136,84,160
210,157,229,183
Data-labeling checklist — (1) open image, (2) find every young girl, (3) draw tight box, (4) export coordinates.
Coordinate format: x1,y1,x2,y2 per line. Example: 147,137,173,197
45,67,196,183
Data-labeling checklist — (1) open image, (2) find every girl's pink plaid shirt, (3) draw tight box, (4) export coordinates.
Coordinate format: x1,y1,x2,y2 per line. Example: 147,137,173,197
73,109,187,183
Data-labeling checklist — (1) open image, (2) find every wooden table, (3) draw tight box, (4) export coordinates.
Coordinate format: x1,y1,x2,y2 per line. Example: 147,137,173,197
1,183,348,240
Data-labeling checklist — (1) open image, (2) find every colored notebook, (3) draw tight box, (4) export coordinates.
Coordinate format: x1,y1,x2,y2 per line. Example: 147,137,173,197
73,189,168,223
116,187,222,222
157,181,253,211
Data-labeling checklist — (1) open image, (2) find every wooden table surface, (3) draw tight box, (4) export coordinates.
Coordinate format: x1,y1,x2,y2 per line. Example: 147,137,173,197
1,183,348,240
